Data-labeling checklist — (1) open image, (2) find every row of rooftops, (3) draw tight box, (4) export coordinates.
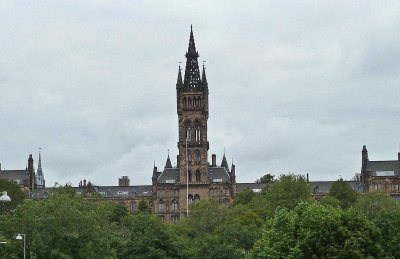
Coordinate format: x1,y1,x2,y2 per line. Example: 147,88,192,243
28,181,366,200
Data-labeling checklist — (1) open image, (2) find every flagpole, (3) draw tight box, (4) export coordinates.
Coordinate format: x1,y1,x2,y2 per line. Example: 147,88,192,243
186,136,189,216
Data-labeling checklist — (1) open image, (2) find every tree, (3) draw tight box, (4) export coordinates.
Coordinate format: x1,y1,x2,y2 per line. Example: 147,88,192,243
233,188,256,206
263,174,312,211
138,196,150,213
1,187,117,258
118,213,180,259
256,174,275,183
353,192,400,258
0,179,27,215
328,178,358,209
251,202,382,258
218,205,264,253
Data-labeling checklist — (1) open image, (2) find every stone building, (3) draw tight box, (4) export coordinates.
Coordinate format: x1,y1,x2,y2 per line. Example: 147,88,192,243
0,153,45,193
360,145,400,200
151,26,236,222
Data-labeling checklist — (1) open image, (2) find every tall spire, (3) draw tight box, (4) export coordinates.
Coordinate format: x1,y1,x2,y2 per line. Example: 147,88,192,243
176,63,183,87
184,25,201,89
164,150,172,169
221,149,230,172
36,148,45,188
201,61,208,85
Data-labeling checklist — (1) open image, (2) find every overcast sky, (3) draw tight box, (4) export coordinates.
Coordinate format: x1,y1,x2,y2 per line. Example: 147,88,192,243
1,1,399,187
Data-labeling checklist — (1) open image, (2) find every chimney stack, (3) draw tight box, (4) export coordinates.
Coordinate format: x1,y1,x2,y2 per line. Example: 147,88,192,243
119,176,130,186
212,154,216,167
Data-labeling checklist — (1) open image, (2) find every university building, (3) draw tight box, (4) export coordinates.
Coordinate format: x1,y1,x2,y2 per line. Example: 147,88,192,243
3,27,398,223
151,26,236,222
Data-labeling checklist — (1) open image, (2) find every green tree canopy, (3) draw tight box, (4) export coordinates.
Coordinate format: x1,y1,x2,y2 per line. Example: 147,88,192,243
256,174,275,183
263,174,312,211
251,202,382,258
1,187,117,259
328,178,358,209
0,179,27,215
233,188,256,206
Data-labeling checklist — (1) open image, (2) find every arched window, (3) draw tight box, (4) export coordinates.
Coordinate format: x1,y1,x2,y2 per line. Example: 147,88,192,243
194,194,200,203
197,97,201,108
183,97,187,110
195,150,201,163
223,198,230,206
171,215,178,224
187,150,192,164
188,171,192,183
194,121,201,142
160,215,165,222
188,194,193,204
186,126,191,141
130,202,137,213
188,97,192,109
171,199,178,212
158,200,165,213
195,170,201,183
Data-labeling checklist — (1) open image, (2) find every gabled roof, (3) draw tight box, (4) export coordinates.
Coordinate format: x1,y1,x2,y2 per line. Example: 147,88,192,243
31,185,153,199
0,170,28,184
157,168,179,184
365,160,400,175
208,167,231,183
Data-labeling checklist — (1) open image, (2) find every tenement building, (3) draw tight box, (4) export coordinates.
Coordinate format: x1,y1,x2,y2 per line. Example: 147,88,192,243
151,26,236,222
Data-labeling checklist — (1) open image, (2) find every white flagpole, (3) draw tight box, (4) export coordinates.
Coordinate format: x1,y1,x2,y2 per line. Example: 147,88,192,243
186,136,189,216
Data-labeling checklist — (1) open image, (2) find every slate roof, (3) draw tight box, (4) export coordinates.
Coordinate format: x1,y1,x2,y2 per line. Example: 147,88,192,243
237,181,367,194
157,168,179,183
365,160,400,176
208,167,231,183
0,170,28,185
31,185,153,199
156,166,232,184
236,183,268,193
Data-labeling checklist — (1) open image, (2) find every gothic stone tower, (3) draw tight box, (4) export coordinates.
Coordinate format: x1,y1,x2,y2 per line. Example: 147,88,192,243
152,27,236,222
176,26,210,215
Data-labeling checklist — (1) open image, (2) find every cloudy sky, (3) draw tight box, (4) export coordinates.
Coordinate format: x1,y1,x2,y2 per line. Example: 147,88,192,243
1,1,399,187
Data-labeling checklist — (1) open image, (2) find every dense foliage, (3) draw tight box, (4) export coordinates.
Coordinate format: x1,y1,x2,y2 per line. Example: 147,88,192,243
1,177,400,258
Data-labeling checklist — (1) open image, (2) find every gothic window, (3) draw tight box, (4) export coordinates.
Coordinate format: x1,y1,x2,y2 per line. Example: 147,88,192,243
188,194,193,204
158,200,165,213
194,121,201,142
171,215,178,224
188,171,192,183
223,198,230,206
187,150,192,164
160,215,165,222
130,202,137,213
195,170,201,183
171,199,178,212
194,194,200,203
195,150,201,163
197,97,201,108
184,120,191,141
188,97,192,109
186,126,191,140
183,97,187,110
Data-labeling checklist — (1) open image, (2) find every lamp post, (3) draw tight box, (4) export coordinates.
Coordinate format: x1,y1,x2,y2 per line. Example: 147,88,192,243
0,191,11,203
16,234,26,259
